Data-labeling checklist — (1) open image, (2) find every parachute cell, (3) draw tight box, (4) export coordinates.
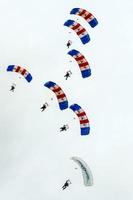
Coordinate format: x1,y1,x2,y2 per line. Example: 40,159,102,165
71,156,93,186
68,49,91,78
7,65,32,82
69,104,90,135
70,8,98,28
64,20,90,44
44,81,68,110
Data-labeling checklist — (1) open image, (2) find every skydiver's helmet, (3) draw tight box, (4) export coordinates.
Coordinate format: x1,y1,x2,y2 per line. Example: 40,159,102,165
65,124,69,129
66,179,71,184
45,103,49,107
68,70,72,75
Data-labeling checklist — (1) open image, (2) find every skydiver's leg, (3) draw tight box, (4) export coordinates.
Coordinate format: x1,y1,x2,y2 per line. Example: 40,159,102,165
67,43,70,48
60,127,65,132
41,105,46,111
62,185,66,190
62,182,69,190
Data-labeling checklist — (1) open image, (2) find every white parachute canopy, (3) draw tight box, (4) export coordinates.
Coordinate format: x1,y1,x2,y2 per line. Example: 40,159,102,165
71,156,93,186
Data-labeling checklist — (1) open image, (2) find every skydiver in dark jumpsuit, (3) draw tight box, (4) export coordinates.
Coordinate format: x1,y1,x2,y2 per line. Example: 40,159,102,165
64,71,72,80
60,125,69,132
40,103,48,112
10,84,16,92
62,180,71,190
67,40,72,48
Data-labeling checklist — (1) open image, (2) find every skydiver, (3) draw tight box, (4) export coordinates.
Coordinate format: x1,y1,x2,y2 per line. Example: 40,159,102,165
64,71,72,80
60,124,69,132
10,84,16,92
62,179,71,190
40,102,48,112
67,40,72,48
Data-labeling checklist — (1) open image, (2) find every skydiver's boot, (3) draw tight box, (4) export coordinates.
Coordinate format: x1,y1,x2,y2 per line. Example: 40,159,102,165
62,186,66,190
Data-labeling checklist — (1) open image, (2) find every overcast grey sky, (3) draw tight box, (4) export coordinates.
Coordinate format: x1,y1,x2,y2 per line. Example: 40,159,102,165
0,0,133,199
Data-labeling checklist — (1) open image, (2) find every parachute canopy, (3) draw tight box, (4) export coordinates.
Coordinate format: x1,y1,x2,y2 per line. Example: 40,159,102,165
44,81,68,110
7,65,32,82
71,156,93,186
70,8,98,28
64,20,90,44
69,104,90,135
68,49,91,78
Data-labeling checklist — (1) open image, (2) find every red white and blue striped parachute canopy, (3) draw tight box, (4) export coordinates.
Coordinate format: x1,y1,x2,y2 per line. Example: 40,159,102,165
70,8,98,28
7,65,32,82
68,49,91,78
70,104,90,135
64,20,90,44
44,81,68,110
